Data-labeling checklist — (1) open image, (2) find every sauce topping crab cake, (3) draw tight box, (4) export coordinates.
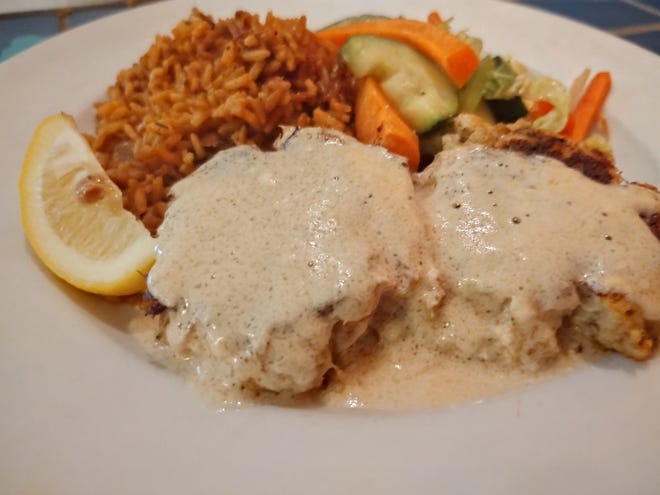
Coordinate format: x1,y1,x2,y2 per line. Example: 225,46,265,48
138,127,660,408
415,145,660,368
145,127,442,397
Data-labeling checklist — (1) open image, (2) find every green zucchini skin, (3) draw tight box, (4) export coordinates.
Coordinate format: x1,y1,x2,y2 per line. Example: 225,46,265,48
485,96,528,123
339,35,458,132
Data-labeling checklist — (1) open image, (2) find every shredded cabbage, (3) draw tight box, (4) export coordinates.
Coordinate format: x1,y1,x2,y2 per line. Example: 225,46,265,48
491,59,570,132
457,30,483,56
583,135,613,155
498,58,528,99
482,57,517,99
521,76,570,132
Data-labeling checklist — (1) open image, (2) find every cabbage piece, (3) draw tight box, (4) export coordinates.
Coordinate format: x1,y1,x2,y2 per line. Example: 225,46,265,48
521,76,570,132
482,57,517,99
583,135,613,155
457,30,483,56
459,56,517,113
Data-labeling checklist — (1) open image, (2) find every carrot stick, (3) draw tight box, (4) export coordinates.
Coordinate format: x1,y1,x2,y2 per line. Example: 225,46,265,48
427,11,443,25
529,100,554,121
355,77,420,171
561,112,575,137
317,19,479,88
597,113,610,140
565,71,612,141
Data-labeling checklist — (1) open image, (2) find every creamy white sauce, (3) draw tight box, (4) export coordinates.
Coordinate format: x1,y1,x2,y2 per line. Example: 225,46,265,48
134,132,660,410
318,340,595,410
414,146,660,369
146,128,441,397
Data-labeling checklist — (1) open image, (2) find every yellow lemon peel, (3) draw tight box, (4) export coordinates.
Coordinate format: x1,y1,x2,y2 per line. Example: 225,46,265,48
19,113,155,296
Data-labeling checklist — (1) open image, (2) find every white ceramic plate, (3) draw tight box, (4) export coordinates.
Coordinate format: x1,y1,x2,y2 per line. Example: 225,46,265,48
1,1,658,493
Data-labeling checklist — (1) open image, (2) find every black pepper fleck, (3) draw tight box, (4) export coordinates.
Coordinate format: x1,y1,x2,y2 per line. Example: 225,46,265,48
605,234,613,241
512,216,521,224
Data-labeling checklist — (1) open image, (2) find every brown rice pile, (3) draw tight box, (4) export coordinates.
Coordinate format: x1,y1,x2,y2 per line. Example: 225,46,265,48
91,9,355,233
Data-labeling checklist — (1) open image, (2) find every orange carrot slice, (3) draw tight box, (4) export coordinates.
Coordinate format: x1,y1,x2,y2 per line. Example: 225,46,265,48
561,112,575,136
317,18,479,88
529,100,555,120
565,71,612,141
427,11,443,25
355,77,420,171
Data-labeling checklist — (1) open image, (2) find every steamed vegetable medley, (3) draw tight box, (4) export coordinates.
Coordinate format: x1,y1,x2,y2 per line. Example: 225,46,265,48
317,12,612,170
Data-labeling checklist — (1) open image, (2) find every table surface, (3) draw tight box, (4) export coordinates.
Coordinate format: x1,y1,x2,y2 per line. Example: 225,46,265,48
1,0,659,63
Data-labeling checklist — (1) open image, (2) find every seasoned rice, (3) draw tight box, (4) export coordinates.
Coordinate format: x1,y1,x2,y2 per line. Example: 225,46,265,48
92,9,355,233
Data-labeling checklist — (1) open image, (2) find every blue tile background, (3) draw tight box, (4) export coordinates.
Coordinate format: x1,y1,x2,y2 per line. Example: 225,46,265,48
520,1,657,29
0,12,58,59
640,0,660,8
66,5,130,27
626,29,660,52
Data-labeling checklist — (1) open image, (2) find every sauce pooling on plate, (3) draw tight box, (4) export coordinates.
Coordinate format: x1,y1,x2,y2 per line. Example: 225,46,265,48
133,129,660,410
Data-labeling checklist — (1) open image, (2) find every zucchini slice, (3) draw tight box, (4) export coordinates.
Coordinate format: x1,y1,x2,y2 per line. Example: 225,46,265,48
340,35,458,132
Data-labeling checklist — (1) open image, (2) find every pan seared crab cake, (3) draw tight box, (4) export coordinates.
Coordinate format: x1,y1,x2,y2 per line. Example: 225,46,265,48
416,143,660,369
145,127,442,397
138,120,658,405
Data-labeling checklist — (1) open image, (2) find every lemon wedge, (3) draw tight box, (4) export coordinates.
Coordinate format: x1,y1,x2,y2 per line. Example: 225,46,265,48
19,113,156,296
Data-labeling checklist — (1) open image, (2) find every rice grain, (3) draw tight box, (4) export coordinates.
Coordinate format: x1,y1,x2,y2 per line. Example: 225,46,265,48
92,9,355,233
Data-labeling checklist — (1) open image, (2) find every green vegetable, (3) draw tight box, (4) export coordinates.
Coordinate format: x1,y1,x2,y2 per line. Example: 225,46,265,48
483,57,517,99
459,56,517,113
520,76,570,132
419,120,454,158
485,96,528,123
457,30,483,56
583,135,613,155
340,35,459,132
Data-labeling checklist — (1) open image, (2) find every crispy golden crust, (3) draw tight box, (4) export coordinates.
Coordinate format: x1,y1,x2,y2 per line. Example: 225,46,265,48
569,288,655,361
642,211,660,241
598,293,655,360
634,182,660,241
445,114,621,184
495,126,621,185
